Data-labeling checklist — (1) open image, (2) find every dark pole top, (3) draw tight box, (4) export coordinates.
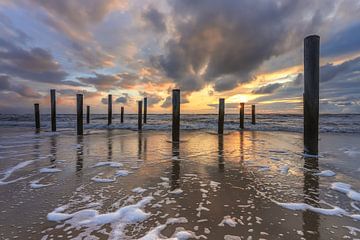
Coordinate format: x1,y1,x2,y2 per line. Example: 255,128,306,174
305,35,320,40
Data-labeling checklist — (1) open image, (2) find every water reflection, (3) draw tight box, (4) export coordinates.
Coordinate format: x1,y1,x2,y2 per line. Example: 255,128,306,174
76,136,84,172
50,135,57,163
302,157,320,240
218,135,224,171
138,132,142,160
107,130,113,161
239,131,244,162
171,141,180,191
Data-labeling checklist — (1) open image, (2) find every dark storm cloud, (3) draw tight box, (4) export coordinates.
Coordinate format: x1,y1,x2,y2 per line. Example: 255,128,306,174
115,93,131,104
161,94,189,108
252,83,283,94
155,0,332,93
0,75,41,98
139,91,163,106
143,7,166,33
322,22,360,57
320,56,360,82
78,73,121,91
0,38,68,84
208,102,239,109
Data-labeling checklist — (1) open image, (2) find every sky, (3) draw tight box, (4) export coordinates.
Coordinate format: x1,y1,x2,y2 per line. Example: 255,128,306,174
0,0,360,114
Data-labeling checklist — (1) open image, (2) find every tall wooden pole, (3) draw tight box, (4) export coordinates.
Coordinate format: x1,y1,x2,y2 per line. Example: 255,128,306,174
86,106,90,124
138,101,143,131
34,103,40,131
172,89,180,142
240,102,245,129
304,35,320,155
108,94,112,125
218,98,225,134
251,105,256,125
143,97,147,124
50,89,56,132
121,106,124,123
77,94,83,135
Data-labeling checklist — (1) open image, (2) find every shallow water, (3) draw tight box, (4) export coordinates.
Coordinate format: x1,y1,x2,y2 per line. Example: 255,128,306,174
0,128,359,239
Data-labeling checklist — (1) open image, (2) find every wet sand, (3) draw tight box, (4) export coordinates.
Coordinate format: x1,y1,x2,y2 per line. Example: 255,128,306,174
0,128,359,239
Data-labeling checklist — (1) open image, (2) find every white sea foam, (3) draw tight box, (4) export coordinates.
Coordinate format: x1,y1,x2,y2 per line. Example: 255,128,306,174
30,178,52,189
93,162,123,168
218,216,238,227
275,202,347,216
279,165,289,174
115,170,131,177
39,167,62,173
91,176,116,183
331,182,360,201
0,160,34,185
132,187,147,194
169,188,183,194
48,196,154,228
314,170,336,177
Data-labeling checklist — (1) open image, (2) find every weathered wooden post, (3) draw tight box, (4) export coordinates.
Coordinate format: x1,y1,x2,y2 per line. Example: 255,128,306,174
218,98,225,134
172,89,180,142
138,101,143,131
76,94,83,135
50,89,56,131
86,105,90,124
34,103,40,131
251,105,256,125
304,35,320,155
240,102,245,129
143,97,147,124
120,106,124,123
108,94,112,125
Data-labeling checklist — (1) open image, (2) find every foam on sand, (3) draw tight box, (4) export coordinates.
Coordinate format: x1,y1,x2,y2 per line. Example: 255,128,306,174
218,216,238,227
331,182,360,201
137,217,189,239
91,176,116,183
0,160,34,185
30,178,52,189
314,170,336,177
115,170,131,177
132,187,147,194
275,201,347,216
39,167,62,173
93,161,123,168
169,188,183,194
48,196,154,226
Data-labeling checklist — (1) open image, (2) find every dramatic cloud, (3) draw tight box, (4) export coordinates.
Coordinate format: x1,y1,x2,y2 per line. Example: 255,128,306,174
252,83,283,94
0,38,68,84
0,75,41,98
142,7,167,33
154,0,338,93
78,73,121,91
139,91,163,106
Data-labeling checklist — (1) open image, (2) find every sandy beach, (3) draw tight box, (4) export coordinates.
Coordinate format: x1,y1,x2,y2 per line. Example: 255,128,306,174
0,127,359,239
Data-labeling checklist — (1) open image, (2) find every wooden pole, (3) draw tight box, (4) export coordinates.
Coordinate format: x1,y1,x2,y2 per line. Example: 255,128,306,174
121,106,124,123
143,97,147,124
138,101,143,131
86,105,90,124
240,102,245,129
77,94,83,135
108,94,112,125
172,89,180,142
304,35,320,155
50,89,56,131
34,103,40,131
251,105,256,125
218,98,225,134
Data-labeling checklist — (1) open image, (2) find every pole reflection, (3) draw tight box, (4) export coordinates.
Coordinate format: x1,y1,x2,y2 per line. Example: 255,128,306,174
239,131,244,162
138,132,142,160
107,130,113,161
50,135,57,164
76,135,84,172
302,157,320,240
171,141,180,191
218,134,224,171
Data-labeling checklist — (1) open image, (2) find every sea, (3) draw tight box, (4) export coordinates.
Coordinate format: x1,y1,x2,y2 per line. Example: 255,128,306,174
0,114,359,133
